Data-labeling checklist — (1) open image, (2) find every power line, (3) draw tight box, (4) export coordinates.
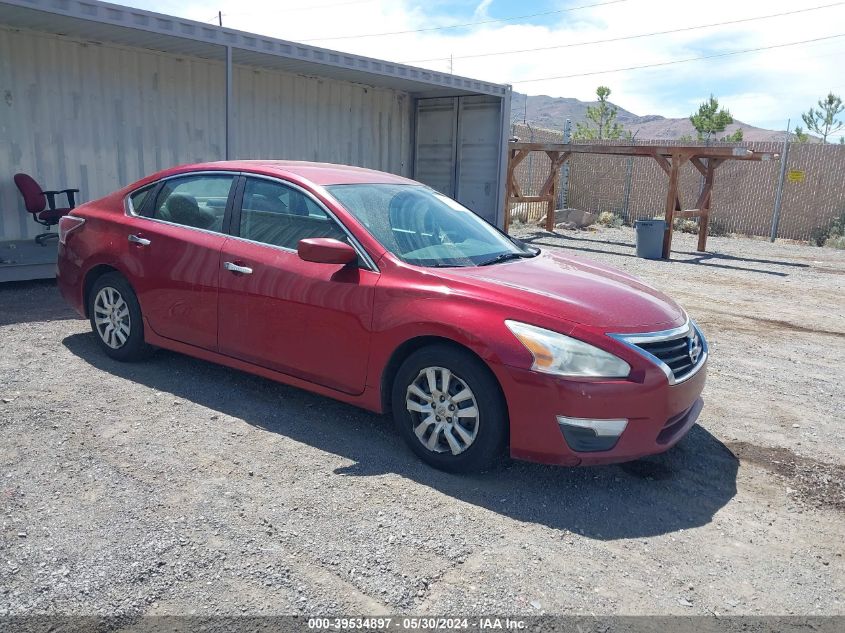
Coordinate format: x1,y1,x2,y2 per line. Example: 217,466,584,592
287,0,376,9
510,33,845,83
301,0,631,42
405,2,845,64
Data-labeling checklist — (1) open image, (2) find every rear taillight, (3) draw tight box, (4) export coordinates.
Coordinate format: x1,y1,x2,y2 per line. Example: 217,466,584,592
58,215,85,244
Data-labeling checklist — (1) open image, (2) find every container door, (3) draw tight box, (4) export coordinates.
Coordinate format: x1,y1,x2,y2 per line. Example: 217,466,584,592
414,96,503,225
455,96,502,224
414,97,458,198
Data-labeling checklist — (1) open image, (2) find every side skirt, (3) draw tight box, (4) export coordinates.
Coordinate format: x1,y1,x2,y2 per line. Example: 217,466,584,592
142,319,384,414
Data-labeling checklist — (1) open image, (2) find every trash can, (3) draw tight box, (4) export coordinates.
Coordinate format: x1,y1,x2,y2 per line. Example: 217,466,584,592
634,220,666,259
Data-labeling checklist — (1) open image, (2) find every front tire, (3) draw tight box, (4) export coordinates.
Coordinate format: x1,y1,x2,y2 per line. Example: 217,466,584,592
88,272,151,361
392,344,507,473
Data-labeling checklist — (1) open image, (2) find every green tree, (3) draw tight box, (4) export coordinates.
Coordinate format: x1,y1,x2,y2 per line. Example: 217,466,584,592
801,93,844,143
689,95,735,142
573,86,626,140
793,126,810,143
720,128,743,142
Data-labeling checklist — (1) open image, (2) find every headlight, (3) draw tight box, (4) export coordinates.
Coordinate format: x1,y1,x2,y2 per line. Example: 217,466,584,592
505,320,630,378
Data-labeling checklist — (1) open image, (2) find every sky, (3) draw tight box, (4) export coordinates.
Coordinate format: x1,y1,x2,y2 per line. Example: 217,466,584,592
126,0,845,134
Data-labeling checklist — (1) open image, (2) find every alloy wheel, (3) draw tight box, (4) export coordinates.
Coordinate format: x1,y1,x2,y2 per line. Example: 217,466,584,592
93,286,131,349
405,366,480,455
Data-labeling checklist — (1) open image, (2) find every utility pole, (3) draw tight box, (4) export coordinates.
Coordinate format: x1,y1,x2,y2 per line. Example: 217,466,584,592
448,54,453,75
218,11,222,26
770,119,791,242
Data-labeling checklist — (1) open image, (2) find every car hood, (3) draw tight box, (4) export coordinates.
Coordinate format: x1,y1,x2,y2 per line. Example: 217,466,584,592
436,250,686,330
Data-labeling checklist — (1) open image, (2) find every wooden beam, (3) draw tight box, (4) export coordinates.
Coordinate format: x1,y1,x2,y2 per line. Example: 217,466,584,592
690,157,708,177
538,152,570,197
511,149,530,169
654,153,672,175
674,210,702,219
508,141,777,161
508,195,554,203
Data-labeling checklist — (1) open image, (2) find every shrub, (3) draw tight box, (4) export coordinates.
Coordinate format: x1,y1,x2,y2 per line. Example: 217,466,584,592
674,219,699,234
810,209,845,247
824,235,845,249
597,211,623,228
810,226,830,246
707,220,729,237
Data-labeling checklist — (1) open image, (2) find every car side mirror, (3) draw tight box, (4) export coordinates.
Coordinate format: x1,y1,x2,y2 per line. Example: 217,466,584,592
297,238,358,265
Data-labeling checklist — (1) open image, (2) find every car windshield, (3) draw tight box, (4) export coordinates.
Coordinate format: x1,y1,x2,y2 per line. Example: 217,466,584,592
325,184,534,267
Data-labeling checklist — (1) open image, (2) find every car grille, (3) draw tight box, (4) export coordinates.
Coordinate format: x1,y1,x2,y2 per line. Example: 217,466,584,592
610,321,706,385
636,333,699,380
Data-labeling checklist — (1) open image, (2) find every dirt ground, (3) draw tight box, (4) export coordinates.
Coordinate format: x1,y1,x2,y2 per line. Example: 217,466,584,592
1,227,843,618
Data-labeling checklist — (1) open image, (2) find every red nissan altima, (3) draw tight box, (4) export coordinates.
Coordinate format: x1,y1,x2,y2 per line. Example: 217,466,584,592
56,161,707,472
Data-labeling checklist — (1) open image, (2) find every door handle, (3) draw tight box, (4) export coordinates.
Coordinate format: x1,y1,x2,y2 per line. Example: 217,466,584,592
224,261,253,275
128,234,151,246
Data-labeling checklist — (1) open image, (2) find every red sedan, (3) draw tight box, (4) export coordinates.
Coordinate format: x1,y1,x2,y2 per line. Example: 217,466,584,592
56,161,707,472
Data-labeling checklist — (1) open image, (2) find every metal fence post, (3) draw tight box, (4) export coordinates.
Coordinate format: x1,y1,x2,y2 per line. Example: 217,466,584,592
621,130,638,222
559,119,572,208
770,121,791,241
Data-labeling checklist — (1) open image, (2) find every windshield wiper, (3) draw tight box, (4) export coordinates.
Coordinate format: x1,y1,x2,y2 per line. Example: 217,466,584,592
477,251,536,266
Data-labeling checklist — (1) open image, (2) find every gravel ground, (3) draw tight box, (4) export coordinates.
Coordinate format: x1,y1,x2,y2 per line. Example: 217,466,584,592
1,228,844,619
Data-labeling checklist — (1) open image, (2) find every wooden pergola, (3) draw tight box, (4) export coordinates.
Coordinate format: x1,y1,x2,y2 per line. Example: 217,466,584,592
503,142,779,258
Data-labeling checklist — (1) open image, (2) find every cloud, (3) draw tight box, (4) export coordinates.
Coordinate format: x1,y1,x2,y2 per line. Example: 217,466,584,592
129,0,845,132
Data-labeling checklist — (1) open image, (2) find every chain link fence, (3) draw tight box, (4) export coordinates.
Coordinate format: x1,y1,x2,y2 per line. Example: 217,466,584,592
510,123,845,241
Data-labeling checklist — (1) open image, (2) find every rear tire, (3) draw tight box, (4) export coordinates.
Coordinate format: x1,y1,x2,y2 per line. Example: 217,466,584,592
391,344,507,473
88,272,151,362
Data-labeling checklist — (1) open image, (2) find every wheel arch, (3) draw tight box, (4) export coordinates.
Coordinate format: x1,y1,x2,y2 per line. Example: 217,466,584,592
82,264,123,318
380,335,508,421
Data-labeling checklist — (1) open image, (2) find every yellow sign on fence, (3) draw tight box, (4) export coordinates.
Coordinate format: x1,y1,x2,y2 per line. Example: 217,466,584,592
787,169,806,183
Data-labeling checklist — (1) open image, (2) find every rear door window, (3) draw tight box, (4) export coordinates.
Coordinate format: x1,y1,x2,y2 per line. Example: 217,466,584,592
149,175,235,233
128,185,154,215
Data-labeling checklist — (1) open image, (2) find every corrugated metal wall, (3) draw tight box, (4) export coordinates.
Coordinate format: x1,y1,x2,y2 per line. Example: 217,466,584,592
233,65,410,171
0,26,413,241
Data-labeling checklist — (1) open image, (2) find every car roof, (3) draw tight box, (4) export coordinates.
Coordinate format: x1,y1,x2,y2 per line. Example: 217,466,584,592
168,160,418,186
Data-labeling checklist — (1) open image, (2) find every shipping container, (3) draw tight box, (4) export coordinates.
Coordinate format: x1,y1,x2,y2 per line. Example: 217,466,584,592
0,0,511,280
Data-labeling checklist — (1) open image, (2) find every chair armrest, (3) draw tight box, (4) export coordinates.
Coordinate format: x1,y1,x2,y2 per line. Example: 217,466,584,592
42,188,80,208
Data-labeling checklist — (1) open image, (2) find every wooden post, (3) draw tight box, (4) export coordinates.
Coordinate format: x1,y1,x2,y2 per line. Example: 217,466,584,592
696,159,718,252
503,148,515,233
661,154,682,259
540,151,569,232
503,148,530,234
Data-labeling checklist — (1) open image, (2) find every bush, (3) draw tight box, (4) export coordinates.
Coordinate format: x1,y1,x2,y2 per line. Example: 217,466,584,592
810,209,845,247
824,234,845,249
597,211,623,228
707,219,729,237
674,219,699,234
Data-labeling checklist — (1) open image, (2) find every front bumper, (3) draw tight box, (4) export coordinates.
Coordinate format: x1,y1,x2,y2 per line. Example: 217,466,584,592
495,360,707,466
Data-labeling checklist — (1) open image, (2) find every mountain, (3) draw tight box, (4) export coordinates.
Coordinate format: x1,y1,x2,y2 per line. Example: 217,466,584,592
511,92,792,142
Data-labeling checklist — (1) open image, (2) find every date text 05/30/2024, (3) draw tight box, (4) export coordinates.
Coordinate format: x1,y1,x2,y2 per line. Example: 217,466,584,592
307,618,527,630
